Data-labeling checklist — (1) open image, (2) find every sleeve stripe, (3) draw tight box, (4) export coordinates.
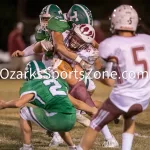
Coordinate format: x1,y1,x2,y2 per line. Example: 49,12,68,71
20,91,45,104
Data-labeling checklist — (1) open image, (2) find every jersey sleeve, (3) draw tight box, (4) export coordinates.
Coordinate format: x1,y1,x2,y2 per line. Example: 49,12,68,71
98,40,114,60
19,81,36,98
47,17,71,33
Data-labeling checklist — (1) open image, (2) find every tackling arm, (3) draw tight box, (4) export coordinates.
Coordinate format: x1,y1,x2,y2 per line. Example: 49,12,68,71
52,31,92,69
68,94,98,116
52,31,79,60
0,94,34,109
92,40,99,49
12,43,43,57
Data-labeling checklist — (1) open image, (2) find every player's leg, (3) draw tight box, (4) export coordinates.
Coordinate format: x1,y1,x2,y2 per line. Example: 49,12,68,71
77,127,98,150
20,118,32,145
49,132,64,146
19,107,34,150
84,78,96,96
76,111,91,127
70,81,119,147
77,98,123,150
122,103,143,150
20,106,76,148
122,118,135,150
47,112,76,148
59,132,77,150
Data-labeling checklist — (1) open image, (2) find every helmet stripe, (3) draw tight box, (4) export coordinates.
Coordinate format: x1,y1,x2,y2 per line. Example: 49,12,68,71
46,4,51,14
75,4,90,25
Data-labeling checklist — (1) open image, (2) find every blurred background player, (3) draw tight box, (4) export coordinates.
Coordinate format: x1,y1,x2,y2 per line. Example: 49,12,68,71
8,22,25,55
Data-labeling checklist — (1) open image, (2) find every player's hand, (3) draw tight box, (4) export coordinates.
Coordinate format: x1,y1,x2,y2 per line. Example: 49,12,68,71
12,50,24,57
92,50,99,59
0,100,6,109
41,39,53,52
80,60,91,70
91,107,98,116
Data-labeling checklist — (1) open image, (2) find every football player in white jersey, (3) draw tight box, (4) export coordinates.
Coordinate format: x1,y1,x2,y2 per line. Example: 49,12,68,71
50,23,118,148
77,5,150,150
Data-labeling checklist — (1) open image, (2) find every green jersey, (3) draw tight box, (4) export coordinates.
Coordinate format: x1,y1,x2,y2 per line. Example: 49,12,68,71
47,17,71,33
19,77,75,114
35,28,51,42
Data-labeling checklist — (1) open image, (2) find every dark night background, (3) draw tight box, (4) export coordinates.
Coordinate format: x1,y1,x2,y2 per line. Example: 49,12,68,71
0,0,150,50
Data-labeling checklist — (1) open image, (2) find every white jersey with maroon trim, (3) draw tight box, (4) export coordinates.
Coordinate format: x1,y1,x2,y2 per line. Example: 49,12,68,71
99,34,150,111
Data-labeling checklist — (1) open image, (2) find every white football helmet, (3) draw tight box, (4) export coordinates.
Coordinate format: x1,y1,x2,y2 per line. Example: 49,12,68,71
68,24,95,51
110,5,139,33
74,24,95,43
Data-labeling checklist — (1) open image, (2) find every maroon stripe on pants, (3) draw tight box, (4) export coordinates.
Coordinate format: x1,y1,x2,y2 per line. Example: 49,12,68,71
91,98,124,131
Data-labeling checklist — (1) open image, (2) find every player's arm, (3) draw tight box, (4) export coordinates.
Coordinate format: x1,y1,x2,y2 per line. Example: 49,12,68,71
92,40,99,49
12,39,53,57
34,39,53,53
100,58,116,87
52,31,79,60
94,58,103,70
52,31,91,69
0,94,34,109
68,94,98,116
12,43,42,57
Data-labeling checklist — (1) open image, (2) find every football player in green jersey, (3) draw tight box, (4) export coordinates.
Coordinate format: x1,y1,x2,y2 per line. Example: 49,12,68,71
0,60,97,150
35,4,64,42
11,4,63,58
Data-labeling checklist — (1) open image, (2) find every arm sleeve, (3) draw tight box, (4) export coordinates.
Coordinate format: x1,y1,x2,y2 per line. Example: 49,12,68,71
23,44,35,56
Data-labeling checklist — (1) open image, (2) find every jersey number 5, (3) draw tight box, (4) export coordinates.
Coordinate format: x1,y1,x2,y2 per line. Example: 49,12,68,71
43,79,67,96
132,46,148,78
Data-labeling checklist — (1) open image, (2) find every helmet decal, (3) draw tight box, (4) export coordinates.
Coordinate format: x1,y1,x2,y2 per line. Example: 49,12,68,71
69,11,78,22
75,4,91,25
67,4,93,26
80,24,95,38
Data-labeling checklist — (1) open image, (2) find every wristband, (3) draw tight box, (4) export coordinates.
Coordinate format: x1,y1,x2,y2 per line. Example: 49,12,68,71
75,56,82,63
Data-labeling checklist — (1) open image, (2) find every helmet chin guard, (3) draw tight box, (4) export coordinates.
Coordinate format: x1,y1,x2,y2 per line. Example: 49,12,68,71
68,24,95,51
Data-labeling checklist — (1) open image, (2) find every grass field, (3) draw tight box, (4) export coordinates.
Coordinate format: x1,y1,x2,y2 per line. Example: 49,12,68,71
0,80,150,150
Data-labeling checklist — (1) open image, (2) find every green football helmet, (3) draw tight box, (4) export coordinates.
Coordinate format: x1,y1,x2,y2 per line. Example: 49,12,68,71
67,4,93,26
40,4,64,31
25,60,49,80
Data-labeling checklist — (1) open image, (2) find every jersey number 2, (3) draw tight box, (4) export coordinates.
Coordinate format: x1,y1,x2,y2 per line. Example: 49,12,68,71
132,46,148,78
43,79,67,96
